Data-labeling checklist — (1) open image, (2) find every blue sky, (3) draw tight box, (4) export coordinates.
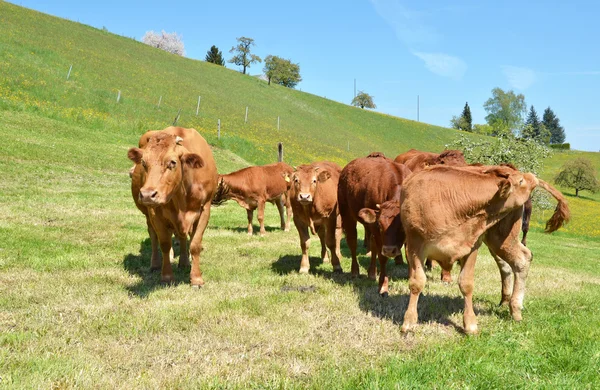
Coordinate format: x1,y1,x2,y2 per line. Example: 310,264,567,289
12,0,600,151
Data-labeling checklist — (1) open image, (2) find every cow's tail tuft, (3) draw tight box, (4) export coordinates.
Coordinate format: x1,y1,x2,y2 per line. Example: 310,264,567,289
537,179,570,233
211,177,230,206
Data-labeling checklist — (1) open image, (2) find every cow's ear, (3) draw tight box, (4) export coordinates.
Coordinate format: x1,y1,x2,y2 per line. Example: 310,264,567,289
128,148,143,163
358,208,378,224
317,170,331,183
181,153,204,169
498,179,513,198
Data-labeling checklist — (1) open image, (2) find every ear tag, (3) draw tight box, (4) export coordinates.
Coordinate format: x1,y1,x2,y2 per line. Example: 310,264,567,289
285,176,290,183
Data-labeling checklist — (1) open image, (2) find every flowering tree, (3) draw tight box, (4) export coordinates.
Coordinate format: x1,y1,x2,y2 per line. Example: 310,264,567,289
142,30,185,56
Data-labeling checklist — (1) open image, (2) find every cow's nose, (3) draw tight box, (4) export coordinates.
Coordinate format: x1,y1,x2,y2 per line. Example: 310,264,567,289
298,193,312,202
139,188,158,202
382,245,399,257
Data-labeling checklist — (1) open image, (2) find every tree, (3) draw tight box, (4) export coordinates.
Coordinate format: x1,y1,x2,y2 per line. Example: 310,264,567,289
205,45,225,66
142,30,185,56
263,55,302,88
229,37,262,74
483,88,527,136
542,107,566,144
461,102,472,131
351,91,376,109
450,102,473,132
523,105,542,140
554,158,599,197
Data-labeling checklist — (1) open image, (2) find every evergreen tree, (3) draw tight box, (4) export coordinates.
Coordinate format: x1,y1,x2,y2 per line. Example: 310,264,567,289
523,105,541,140
461,102,473,131
205,45,225,66
542,107,566,144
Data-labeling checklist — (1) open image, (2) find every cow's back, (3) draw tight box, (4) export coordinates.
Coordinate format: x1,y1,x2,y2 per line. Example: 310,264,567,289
339,157,410,217
261,162,293,198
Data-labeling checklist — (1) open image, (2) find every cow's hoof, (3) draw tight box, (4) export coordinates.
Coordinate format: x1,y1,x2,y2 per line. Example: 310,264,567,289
299,267,309,274
179,261,190,269
400,324,412,333
351,272,359,279
464,323,479,335
150,265,161,272
160,275,175,285
191,280,204,289
284,228,290,232
333,267,343,274
368,273,377,281
380,291,389,298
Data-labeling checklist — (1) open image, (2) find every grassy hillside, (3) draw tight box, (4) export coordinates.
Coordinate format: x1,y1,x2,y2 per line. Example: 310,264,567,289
0,1,482,168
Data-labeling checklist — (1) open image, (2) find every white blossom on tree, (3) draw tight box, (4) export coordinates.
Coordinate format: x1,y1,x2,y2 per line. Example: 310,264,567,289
142,30,185,56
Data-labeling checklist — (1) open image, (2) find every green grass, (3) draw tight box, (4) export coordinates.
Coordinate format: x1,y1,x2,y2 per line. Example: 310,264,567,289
2,2,600,388
1,109,600,389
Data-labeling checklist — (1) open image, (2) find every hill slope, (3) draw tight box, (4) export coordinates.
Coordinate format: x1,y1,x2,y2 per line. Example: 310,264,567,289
0,2,481,166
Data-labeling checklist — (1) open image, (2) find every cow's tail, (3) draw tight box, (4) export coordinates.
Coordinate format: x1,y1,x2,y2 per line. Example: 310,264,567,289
211,177,230,206
537,179,570,233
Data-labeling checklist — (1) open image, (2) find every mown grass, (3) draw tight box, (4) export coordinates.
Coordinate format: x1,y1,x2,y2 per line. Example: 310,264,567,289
1,109,600,389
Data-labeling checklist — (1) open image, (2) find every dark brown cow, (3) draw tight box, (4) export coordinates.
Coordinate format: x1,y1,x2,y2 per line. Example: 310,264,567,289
289,162,343,274
213,162,293,236
128,127,218,286
400,164,569,334
394,148,467,171
338,153,412,296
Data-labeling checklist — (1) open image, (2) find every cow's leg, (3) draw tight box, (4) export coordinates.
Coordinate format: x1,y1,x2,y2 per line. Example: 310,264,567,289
246,209,254,235
276,195,286,231
378,253,389,297
489,248,513,306
394,254,404,265
425,258,432,271
297,221,311,274
257,201,266,237
364,229,371,257
317,224,330,264
147,217,161,271
401,241,426,332
440,263,453,283
284,194,292,232
326,213,343,273
368,230,380,281
178,234,189,268
343,218,359,277
155,229,175,284
507,244,532,321
189,205,211,287
458,249,479,334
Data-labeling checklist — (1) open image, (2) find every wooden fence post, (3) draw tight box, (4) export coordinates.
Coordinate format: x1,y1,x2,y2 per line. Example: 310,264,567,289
245,106,248,123
173,108,181,125
117,90,121,103
277,116,280,130
196,96,201,116
66,65,73,80
157,95,162,109
278,142,283,162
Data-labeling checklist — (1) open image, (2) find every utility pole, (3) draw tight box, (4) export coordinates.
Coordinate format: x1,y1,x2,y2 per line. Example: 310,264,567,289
417,95,420,122
354,79,356,98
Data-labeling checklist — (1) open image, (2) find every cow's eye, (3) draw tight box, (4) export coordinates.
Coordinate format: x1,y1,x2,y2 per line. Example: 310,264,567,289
312,178,317,184
168,160,177,169
141,160,147,168
519,178,524,185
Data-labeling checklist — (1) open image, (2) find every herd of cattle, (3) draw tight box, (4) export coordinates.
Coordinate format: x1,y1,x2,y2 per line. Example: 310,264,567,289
127,126,570,334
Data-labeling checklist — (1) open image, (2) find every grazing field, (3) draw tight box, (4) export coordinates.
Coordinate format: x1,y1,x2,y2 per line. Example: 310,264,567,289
2,110,600,388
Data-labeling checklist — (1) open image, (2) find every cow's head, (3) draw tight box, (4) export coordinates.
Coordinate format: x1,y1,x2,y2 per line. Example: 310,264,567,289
434,150,467,167
127,133,204,206
358,187,405,258
291,165,332,205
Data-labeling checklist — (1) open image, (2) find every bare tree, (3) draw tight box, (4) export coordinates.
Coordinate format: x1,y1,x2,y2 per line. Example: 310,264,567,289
142,30,185,56
229,37,261,74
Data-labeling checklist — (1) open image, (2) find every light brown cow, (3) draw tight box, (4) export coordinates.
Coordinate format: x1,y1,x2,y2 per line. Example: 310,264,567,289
289,162,343,274
213,162,293,236
128,127,218,287
399,164,569,334
338,153,412,296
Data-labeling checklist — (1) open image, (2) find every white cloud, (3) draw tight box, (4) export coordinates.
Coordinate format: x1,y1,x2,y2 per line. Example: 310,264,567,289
370,0,440,46
413,52,467,80
502,66,537,90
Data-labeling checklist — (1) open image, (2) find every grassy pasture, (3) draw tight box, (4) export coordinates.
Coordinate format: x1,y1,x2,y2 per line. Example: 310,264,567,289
1,111,600,389
1,2,600,388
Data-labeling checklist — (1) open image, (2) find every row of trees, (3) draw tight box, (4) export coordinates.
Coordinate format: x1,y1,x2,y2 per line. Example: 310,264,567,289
205,37,301,88
450,88,566,145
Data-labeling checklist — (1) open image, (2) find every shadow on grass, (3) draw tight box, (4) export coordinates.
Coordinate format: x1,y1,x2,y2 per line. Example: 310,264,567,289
272,254,489,333
564,192,597,202
217,225,284,235
122,238,189,298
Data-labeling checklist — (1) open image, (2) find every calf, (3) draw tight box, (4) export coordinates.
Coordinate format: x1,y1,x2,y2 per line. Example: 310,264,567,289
289,162,343,274
128,127,218,286
400,164,569,334
338,154,411,296
213,162,293,236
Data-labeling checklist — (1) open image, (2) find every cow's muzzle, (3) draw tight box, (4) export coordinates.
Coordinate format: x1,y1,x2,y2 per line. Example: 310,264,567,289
297,193,313,204
139,188,161,206
381,245,401,258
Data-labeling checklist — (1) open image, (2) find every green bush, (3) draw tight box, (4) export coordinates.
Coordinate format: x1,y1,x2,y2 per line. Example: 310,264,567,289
550,143,571,150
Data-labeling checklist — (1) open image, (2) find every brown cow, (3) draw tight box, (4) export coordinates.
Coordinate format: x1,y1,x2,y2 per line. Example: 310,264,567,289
289,162,343,274
128,127,218,286
399,164,569,334
213,162,293,236
394,148,467,171
338,153,412,296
